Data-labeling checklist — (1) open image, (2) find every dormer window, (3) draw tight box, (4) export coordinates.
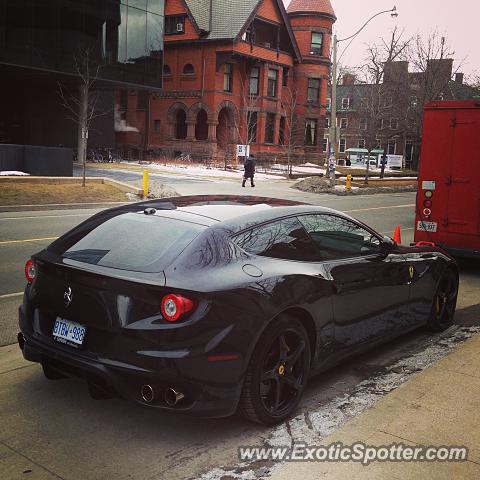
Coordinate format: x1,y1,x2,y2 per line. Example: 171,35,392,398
165,16,185,35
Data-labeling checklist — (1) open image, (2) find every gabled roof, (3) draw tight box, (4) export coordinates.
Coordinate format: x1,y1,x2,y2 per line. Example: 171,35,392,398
184,0,211,32
182,0,301,61
184,0,259,39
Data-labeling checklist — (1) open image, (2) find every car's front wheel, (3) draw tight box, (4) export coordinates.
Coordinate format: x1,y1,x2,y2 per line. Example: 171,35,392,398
238,314,311,425
427,268,458,332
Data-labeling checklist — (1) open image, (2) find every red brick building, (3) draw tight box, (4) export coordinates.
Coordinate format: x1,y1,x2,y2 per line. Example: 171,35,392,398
116,0,336,165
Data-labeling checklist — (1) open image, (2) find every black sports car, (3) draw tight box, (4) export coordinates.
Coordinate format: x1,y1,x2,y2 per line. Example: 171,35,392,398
18,195,458,425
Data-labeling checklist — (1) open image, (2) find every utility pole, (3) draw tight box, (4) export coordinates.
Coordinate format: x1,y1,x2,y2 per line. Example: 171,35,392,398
328,35,338,187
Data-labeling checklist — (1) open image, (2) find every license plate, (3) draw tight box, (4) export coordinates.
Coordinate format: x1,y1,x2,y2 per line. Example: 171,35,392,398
417,220,437,233
53,318,86,347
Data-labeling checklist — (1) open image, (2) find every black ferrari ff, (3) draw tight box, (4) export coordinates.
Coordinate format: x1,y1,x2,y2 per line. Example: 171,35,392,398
18,195,458,425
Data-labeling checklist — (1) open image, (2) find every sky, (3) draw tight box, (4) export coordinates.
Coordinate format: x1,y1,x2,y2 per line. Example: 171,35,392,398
284,0,480,78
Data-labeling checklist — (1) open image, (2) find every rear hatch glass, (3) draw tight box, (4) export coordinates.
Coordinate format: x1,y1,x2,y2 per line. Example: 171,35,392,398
61,212,206,273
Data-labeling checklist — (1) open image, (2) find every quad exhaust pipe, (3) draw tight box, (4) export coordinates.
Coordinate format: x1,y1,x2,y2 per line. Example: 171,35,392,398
164,387,185,407
141,384,155,403
140,385,184,406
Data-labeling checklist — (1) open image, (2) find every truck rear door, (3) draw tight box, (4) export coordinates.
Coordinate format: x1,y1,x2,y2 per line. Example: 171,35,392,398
446,108,480,235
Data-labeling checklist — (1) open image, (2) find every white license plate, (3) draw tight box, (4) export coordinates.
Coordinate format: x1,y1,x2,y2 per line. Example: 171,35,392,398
53,318,86,346
417,220,438,233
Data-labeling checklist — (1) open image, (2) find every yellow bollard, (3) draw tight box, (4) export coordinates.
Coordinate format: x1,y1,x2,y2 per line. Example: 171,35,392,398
346,174,352,191
142,169,149,198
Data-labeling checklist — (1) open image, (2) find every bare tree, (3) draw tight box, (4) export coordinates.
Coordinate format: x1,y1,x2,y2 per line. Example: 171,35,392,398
406,31,457,166
354,28,412,183
465,71,480,90
279,86,301,177
232,69,261,166
361,27,412,83
356,29,458,172
58,47,107,186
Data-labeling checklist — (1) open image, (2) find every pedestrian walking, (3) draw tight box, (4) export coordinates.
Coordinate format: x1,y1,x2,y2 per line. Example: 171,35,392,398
242,155,256,187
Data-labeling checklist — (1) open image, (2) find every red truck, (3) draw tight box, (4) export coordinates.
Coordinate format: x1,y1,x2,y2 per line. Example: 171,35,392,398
415,100,480,259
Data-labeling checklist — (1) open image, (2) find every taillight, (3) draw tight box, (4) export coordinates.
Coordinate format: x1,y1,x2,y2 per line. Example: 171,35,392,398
25,259,36,283
161,294,195,322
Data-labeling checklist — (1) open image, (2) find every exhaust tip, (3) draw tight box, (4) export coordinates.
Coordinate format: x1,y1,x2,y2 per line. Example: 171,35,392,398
141,384,155,403
17,333,25,350
164,387,185,407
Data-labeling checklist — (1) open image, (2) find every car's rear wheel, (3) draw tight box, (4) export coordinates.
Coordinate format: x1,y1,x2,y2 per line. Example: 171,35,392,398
238,314,311,425
427,268,458,332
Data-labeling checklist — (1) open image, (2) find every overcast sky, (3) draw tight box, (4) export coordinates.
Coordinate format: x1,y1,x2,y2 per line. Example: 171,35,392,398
285,0,479,78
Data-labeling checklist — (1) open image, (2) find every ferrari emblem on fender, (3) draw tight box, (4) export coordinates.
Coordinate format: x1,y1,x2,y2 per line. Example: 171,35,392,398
409,266,415,279
64,287,73,307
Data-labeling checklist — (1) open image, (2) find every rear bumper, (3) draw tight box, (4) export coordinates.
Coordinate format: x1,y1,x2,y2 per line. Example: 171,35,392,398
18,309,243,418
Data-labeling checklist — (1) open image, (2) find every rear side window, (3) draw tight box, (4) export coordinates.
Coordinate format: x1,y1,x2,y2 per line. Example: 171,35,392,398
298,214,382,260
233,217,320,261
62,213,205,272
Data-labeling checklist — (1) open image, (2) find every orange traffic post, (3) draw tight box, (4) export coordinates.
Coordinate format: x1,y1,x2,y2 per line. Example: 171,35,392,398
393,225,402,244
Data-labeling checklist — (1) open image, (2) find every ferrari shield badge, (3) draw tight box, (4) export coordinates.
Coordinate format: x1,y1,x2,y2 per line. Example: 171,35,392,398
408,266,415,279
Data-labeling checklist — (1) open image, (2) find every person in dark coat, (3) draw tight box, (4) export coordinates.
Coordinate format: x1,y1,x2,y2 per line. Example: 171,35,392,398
242,155,256,187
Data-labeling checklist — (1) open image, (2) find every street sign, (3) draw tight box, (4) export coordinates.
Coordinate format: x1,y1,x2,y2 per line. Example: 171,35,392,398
236,145,250,157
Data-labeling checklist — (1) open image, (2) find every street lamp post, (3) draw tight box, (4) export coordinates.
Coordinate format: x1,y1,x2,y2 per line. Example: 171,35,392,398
328,6,398,187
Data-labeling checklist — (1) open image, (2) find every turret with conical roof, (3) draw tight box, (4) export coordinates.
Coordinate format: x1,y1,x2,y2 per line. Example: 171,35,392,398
287,0,336,19
286,0,336,162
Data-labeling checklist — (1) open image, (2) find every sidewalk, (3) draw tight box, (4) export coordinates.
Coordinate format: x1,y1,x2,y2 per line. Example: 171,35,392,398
270,334,480,479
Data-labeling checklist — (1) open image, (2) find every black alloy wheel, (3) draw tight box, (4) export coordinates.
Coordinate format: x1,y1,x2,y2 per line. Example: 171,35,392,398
238,314,311,425
427,269,458,332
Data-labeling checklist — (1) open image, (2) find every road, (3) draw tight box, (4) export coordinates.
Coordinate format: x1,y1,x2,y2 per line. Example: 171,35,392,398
1,169,479,480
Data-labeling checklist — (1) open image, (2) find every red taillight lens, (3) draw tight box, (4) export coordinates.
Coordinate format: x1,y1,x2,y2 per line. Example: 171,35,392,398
423,199,432,208
25,259,36,283
161,294,195,322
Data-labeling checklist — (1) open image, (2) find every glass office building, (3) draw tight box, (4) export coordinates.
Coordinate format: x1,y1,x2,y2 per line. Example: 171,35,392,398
0,1,164,154
0,0,165,88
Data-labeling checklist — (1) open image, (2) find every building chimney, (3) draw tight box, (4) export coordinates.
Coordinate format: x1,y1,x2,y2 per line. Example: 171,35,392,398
455,72,464,84
342,73,355,85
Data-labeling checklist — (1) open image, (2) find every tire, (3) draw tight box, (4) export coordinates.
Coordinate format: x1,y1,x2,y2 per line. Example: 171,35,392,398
426,268,458,332
238,314,311,425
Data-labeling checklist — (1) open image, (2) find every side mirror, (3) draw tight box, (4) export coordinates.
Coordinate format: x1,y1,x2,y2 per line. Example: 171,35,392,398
381,236,396,252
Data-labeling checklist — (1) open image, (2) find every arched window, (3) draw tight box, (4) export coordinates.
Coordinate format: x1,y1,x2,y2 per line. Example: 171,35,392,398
195,109,208,141
175,110,187,139
183,63,194,75
163,64,171,75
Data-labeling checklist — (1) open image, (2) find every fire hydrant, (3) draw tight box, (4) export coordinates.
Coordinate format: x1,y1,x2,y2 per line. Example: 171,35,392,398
346,174,352,192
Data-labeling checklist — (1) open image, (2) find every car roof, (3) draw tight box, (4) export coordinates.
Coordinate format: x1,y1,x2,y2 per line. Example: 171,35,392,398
134,195,354,231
